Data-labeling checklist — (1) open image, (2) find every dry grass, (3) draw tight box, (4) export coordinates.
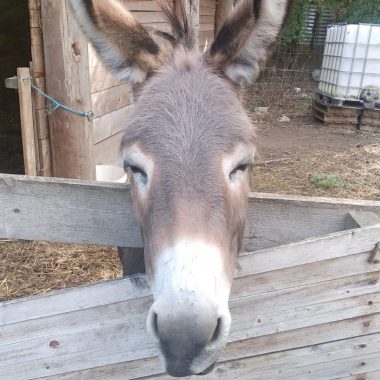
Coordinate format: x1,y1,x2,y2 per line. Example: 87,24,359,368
251,144,380,200
0,241,120,301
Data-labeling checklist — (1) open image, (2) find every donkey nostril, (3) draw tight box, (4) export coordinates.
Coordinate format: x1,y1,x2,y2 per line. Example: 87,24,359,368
147,309,160,342
210,317,222,344
152,312,159,336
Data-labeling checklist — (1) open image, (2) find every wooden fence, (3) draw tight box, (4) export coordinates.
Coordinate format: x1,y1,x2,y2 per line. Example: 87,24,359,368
1,174,380,379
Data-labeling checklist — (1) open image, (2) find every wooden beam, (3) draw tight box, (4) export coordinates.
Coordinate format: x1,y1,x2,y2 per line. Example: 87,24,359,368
40,0,95,180
17,68,38,176
28,0,53,177
0,174,140,247
1,174,380,249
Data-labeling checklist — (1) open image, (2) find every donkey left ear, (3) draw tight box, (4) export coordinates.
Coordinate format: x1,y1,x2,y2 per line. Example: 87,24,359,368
207,0,292,85
69,0,166,85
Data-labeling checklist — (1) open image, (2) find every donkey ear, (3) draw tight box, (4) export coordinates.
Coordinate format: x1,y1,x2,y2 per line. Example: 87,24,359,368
207,0,292,85
69,0,165,84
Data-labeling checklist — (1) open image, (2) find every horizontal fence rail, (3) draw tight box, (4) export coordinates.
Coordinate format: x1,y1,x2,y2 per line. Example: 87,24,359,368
1,174,380,250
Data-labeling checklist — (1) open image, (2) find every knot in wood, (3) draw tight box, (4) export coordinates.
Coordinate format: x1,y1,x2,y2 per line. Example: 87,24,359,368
49,340,60,348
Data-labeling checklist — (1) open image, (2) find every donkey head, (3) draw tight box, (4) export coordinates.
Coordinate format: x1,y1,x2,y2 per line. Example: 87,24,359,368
70,0,290,376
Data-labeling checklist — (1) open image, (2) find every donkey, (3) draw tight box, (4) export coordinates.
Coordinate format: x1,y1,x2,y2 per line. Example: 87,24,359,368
70,0,291,376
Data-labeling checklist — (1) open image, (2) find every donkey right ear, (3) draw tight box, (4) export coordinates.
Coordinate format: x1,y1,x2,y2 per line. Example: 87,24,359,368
69,0,165,84
207,0,292,85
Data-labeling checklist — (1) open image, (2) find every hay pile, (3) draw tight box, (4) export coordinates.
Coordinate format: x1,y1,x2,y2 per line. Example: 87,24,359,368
0,241,120,301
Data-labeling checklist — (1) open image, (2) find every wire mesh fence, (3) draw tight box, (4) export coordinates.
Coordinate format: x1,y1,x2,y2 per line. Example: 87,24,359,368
246,44,324,116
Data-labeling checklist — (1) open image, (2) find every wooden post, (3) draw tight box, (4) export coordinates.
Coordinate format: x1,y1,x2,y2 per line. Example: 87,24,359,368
28,0,53,177
17,68,38,176
215,0,234,33
40,0,95,180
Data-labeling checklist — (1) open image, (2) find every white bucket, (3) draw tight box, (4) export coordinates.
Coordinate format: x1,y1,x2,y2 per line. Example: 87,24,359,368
96,165,127,183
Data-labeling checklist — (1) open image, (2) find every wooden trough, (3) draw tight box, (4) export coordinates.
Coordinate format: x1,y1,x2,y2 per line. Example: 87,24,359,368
1,173,380,379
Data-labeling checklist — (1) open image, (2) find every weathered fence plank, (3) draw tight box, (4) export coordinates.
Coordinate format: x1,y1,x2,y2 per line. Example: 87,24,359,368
1,174,380,250
0,174,141,247
238,223,380,276
153,333,380,380
44,334,380,380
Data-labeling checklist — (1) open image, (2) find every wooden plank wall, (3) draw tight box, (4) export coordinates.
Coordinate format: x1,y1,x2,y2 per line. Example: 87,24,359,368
90,1,175,167
199,0,216,50
1,223,379,379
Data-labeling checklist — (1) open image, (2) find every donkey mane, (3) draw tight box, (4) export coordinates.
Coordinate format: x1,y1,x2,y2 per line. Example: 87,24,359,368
153,0,196,50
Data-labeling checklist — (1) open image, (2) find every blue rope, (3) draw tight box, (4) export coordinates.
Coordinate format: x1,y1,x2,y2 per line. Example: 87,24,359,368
27,78,94,120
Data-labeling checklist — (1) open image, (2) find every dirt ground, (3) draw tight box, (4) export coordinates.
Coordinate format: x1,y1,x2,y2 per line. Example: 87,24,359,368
1,94,380,301
252,113,380,199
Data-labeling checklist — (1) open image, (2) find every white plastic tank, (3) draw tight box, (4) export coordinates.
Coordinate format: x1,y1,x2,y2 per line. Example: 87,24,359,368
318,23,380,102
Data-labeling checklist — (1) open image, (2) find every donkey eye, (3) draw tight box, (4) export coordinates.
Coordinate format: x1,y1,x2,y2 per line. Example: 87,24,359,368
130,165,146,177
229,164,250,181
127,165,148,186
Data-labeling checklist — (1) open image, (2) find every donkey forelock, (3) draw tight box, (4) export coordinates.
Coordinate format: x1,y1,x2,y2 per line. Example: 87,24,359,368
70,0,291,376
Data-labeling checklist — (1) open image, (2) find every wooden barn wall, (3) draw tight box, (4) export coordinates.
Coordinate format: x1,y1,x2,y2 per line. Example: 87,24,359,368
91,0,175,167
199,0,216,50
